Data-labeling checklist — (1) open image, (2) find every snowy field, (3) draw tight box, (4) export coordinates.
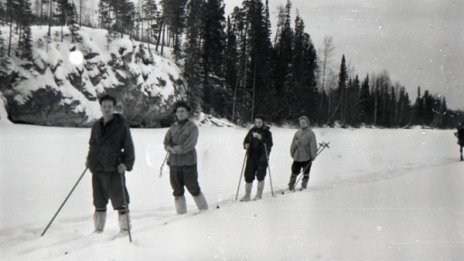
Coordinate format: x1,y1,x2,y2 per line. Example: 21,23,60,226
1,123,463,260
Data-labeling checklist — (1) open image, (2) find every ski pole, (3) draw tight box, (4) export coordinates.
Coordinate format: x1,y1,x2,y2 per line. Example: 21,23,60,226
159,152,169,178
263,143,275,197
235,150,248,201
295,142,330,186
120,172,132,243
41,167,88,237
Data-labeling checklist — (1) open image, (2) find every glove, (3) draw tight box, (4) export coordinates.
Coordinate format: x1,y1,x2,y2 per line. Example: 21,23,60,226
244,143,250,150
117,163,127,174
252,132,262,140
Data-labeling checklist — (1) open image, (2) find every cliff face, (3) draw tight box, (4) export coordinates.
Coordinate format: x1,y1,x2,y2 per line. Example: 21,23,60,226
0,26,186,127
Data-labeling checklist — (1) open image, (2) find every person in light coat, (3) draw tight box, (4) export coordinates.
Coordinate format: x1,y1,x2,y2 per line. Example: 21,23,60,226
288,116,317,190
164,101,208,214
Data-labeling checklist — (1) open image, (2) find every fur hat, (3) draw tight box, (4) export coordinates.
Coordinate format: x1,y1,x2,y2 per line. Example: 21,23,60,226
173,101,192,113
254,114,266,121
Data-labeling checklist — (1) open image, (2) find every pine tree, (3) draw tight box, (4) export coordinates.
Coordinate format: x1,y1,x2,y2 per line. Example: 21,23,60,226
122,0,135,38
161,0,187,60
20,0,33,61
359,74,371,124
230,6,247,122
0,1,5,19
68,2,81,43
56,0,68,42
99,0,113,32
183,0,204,112
6,0,13,57
143,0,159,45
224,15,238,118
412,86,423,126
242,0,273,120
290,12,318,122
201,0,226,114
272,0,294,121
330,55,347,124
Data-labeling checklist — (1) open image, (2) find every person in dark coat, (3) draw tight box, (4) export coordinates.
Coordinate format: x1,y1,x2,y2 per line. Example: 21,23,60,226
164,101,208,214
455,122,464,161
240,114,273,201
86,94,135,233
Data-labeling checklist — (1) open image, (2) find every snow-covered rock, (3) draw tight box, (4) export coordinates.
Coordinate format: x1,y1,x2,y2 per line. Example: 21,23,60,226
195,112,236,128
0,93,11,124
0,26,186,127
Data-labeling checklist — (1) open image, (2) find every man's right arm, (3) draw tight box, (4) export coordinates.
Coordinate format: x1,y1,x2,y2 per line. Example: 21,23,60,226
86,125,96,168
163,128,172,152
290,132,298,157
243,129,252,149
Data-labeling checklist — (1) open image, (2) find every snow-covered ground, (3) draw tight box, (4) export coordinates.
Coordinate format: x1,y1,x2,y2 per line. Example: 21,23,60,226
1,124,463,260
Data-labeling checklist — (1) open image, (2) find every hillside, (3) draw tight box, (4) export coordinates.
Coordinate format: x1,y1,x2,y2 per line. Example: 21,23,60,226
0,26,186,127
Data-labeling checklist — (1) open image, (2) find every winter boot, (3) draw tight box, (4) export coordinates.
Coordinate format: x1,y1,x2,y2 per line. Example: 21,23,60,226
193,192,209,211
254,181,265,200
175,196,187,214
240,182,253,202
118,211,131,232
288,174,298,190
93,210,107,233
301,179,309,190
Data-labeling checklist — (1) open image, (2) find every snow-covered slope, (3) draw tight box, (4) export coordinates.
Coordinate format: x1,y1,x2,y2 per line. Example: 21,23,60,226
0,26,186,127
0,124,463,260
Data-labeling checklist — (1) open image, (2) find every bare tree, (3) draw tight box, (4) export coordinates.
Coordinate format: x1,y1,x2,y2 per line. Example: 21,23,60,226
319,35,335,92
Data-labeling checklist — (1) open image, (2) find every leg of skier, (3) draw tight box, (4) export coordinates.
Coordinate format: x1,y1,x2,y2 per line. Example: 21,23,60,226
461,145,463,161
241,157,256,202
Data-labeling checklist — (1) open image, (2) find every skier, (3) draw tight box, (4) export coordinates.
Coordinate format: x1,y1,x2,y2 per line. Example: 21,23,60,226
240,114,273,201
164,101,208,214
86,94,135,234
288,116,317,190
455,122,464,161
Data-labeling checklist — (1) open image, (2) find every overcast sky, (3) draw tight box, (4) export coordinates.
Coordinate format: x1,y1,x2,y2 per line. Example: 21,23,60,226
224,0,464,109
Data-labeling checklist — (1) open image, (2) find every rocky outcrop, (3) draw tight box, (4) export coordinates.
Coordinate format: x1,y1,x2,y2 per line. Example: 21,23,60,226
0,26,186,127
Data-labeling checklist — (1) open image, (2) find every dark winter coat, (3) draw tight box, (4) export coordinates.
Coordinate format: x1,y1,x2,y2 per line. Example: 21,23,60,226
243,125,273,160
86,114,135,173
164,120,199,166
290,127,317,162
458,128,464,145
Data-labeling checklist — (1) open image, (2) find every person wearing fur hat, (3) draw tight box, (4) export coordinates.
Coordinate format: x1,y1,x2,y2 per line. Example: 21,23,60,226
240,114,273,201
163,101,208,214
288,116,317,190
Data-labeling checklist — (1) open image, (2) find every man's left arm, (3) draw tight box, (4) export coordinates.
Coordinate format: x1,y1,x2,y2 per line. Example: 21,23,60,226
122,124,136,171
310,132,318,161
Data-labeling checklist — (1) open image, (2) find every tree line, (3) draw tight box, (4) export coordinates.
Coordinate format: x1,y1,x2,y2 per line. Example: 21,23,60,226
0,0,462,128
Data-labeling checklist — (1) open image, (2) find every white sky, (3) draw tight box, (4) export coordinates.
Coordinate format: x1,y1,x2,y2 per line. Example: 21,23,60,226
224,0,464,109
